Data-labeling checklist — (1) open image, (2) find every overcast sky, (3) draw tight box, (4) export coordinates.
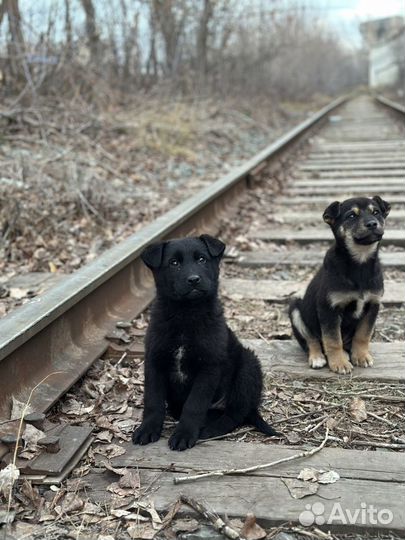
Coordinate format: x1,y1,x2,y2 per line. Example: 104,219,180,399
310,0,405,47
17,0,405,50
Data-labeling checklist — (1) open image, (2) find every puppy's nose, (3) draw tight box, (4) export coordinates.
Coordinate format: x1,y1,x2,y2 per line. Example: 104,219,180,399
366,219,378,230
187,275,201,285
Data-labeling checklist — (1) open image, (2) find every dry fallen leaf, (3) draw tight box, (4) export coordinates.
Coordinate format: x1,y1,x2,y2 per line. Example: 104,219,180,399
282,478,318,499
81,501,105,516
125,501,162,526
119,469,141,490
0,463,20,499
240,513,266,540
61,398,94,416
20,479,42,507
127,523,156,539
171,518,200,534
93,443,126,458
349,397,367,422
10,396,33,420
95,430,113,443
9,287,29,299
110,509,149,521
298,467,340,485
298,467,319,482
285,431,301,444
23,424,45,448
326,416,338,430
318,470,340,484
55,493,84,515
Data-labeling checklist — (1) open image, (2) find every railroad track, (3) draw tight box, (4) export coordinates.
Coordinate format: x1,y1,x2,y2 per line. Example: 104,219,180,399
1,94,404,537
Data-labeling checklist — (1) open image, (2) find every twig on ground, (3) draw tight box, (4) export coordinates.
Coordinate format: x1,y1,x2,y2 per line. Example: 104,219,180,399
196,426,253,445
180,495,243,540
307,416,327,433
392,435,405,444
367,411,397,427
351,440,405,450
174,428,329,485
159,498,182,531
271,404,341,425
290,526,333,539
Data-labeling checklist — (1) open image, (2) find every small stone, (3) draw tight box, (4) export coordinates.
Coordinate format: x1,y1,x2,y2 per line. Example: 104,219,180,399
116,321,132,329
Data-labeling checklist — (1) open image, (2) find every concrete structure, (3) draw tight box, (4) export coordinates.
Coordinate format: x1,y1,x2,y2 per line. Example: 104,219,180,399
360,16,405,89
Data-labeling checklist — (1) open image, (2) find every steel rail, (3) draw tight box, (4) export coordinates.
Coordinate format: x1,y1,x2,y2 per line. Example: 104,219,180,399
375,94,405,115
0,95,347,434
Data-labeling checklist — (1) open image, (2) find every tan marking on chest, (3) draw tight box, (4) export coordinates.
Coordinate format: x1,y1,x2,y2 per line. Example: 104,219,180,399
328,290,382,318
344,236,378,264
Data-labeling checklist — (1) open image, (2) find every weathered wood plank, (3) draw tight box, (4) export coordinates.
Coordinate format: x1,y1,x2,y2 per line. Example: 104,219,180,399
253,229,405,246
236,250,405,269
86,468,405,533
293,178,404,187
271,210,405,223
300,163,405,171
308,153,405,160
110,438,405,482
288,185,404,195
222,279,405,306
296,169,404,178
246,339,405,382
277,195,405,206
314,141,405,150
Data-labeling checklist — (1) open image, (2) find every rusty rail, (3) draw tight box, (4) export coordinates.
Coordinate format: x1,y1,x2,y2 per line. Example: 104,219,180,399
0,95,347,438
375,94,405,116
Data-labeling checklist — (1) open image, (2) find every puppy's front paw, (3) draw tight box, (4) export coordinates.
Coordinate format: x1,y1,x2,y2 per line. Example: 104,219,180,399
328,351,353,374
168,425,198,451
351,348,374,368
132,421,162,445
309,355,327,369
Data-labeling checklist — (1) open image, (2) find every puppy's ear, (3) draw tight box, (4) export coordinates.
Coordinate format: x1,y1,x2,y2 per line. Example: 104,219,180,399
141,242,166,269
323,201,341,225
372,196,391,218
199,234,226,259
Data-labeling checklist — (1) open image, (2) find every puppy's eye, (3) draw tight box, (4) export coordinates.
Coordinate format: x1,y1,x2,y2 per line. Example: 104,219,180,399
169,259,179,267
372,209,380,216
347,213,356,220
197,256,206,263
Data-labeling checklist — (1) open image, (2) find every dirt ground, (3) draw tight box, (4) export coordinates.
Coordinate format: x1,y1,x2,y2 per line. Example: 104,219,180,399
0,96,322,278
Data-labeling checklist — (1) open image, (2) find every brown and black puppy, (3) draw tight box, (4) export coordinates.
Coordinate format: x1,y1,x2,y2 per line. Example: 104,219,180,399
289,196,390,374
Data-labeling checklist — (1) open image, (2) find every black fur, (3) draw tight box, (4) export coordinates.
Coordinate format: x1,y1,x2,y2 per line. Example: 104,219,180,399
289,196,390,374
132,234,277,451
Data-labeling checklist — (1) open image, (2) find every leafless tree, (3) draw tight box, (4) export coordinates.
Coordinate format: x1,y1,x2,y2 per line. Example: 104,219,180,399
79,0,100,64
0,0,370,101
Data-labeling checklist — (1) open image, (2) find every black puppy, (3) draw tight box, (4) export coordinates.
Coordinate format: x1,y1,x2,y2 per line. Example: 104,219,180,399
132,234,277,451
289,196,390,374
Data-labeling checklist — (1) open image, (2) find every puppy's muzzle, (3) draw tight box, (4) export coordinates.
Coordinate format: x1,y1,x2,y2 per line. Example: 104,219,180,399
354,219,384,244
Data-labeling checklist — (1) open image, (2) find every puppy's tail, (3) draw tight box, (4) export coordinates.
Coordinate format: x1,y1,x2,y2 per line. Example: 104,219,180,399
247,410,279,437
288,296,302,320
